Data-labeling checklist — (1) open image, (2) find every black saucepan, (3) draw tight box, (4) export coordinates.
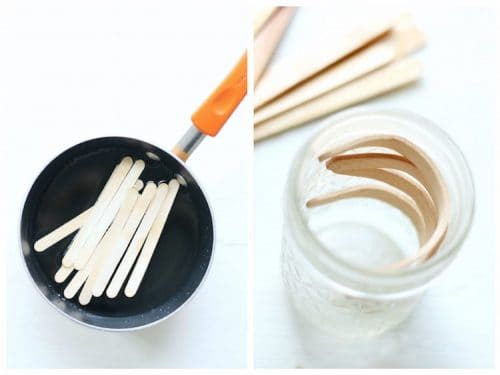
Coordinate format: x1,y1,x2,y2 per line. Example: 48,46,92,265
20,53,247,330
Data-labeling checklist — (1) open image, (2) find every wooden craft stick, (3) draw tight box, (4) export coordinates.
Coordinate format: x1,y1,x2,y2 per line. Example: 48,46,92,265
254,16,394,108
34,208,91,252
62,187,138,303
54,264,73,283
254,21,424,123
318,135,449,269
254,7,296,86
306,184,427,244
62,156,133,268
52,180,144,284
328,153,437,232
74,159,145,270
124,179,180,298
79,182,157,303
92,183,167,298
103,182,163,298
134,179,144,191
34,180,143,254
254,58,422,142
254,7,277,35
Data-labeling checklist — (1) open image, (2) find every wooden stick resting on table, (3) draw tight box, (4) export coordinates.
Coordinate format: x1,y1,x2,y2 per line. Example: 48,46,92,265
254,16,394,108
254,58,422,142
254,20,425,124
254,7,296,86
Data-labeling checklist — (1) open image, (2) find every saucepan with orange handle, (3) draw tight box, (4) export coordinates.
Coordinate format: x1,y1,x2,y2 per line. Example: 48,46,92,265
20,53,247,330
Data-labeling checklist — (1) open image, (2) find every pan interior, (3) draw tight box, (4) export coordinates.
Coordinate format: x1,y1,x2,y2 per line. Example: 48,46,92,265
20,137,213,330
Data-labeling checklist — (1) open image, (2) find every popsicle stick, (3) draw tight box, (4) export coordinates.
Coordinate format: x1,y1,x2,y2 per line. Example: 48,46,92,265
254,22,425,123
62,188,138,300
34,179,143,254
254,7,296,86
306,184,427,244
92,183,167,298
318,135,449,269
254,7,277,35
327,153,437,232
79,181,156,304
54,264,73,283
102,182,161,298
124,179,180,298
254,16,394,108
34,208,91,252
62,156,133,268
74,159,145,270
254,58,422,142
74,187,140,305
134,179,144,191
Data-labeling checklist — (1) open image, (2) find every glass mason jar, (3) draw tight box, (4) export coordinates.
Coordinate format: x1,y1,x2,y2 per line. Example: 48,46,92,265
281,108,474,338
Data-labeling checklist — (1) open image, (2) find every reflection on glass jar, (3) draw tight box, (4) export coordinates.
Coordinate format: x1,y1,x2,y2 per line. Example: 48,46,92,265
281,108,474,338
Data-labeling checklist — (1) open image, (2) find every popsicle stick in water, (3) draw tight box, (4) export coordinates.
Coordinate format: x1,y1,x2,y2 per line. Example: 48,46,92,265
74,160,145,270
64,188,139,305
62,156,133,268
54,264,73,283
52,181,144,283
34,208,91,252
125,179,180,298
82,182,157,302
104,183,167,298
93,182,164,298
34,179,143,254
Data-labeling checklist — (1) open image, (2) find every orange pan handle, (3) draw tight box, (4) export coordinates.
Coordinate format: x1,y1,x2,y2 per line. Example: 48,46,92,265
191,52,247,137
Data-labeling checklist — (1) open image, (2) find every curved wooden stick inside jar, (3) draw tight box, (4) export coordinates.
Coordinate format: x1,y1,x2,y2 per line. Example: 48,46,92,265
327,152,438,233
316,135,449,270
306,184,428,244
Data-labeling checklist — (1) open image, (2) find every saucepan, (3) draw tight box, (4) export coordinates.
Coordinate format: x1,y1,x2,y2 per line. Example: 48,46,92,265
20,53,247,330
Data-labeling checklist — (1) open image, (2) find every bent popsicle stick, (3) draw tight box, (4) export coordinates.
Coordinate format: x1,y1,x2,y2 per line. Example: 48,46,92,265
306,184,427,244
124,179,180,298
327,152,437,232
62,156,133,268
318,135,449,269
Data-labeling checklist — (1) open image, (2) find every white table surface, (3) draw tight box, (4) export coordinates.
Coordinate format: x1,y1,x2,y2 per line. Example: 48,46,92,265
3,1,249,368
254,2,495,368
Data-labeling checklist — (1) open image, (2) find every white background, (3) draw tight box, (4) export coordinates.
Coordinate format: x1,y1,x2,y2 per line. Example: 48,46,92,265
2,1,250,368
254,1,495,368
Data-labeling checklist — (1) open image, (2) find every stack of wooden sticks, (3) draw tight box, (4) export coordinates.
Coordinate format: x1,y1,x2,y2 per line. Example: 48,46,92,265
306,134,450,270
254,9,425,141
34,156,180,305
